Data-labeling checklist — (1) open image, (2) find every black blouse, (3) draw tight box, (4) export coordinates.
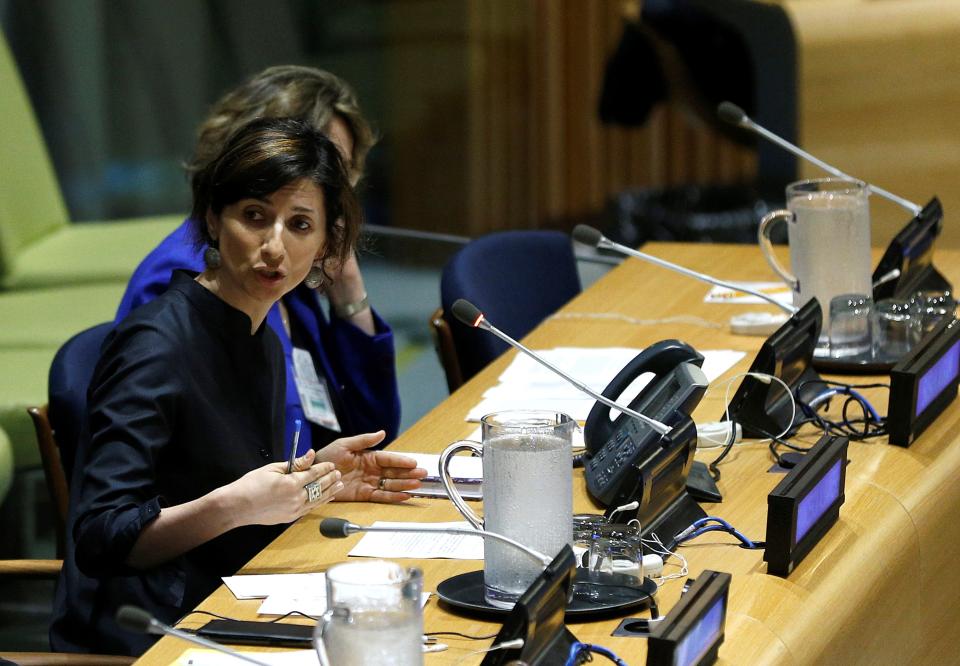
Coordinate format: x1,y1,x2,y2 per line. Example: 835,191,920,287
51,271,287,655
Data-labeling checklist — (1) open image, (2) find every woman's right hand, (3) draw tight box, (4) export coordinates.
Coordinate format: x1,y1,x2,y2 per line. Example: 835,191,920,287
224,449,344,526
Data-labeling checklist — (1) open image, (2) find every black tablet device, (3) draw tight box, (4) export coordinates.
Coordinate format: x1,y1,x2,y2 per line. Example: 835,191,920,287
481,545,578,665
724,298,822,438
196,619,313,648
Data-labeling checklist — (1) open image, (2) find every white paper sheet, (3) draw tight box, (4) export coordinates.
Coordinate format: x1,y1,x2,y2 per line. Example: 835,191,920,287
704,281,793,306
403,452,482,480
222,573,326,600
347,520,484,561
466,347,745,421
179,648,319,665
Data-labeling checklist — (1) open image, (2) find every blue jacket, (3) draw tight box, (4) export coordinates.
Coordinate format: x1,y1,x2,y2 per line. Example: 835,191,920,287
116,220,401,452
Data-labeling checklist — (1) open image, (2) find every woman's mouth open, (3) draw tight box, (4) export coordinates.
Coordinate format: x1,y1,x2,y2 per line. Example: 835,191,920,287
255,268,286,287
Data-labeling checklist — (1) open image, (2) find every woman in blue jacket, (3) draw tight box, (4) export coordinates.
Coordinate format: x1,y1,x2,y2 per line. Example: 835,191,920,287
116,66,400,454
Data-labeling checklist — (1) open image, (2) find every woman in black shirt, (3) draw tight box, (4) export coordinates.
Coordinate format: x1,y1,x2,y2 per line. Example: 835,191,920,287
54,118,425,655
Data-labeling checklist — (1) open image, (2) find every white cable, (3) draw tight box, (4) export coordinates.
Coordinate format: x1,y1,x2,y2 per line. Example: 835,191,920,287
455,638,525,664
697,371,797,448
548,311,724,329
607,501,639,523
643,533,689,583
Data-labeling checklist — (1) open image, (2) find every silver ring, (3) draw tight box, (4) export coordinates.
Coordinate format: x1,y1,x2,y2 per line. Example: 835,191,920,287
378,477,387,491
304,480,322,503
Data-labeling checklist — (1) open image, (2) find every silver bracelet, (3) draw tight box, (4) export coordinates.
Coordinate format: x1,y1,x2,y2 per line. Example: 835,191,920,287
333,293,370,318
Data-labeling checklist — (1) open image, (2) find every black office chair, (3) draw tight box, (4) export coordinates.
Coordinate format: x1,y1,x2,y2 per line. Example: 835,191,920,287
432,230,581,391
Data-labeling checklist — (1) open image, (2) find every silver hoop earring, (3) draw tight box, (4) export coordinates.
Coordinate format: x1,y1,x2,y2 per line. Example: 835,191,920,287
203,244,221,270
304,264,324,290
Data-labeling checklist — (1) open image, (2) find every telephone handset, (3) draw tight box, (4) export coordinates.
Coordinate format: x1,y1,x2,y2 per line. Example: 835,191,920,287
583,340,708,506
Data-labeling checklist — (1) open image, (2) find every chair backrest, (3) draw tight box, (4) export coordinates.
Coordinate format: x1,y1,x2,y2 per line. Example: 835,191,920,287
0,30,70,278
439,230,581,385
27,405,68,557
429,307,465,393
47,322,113,484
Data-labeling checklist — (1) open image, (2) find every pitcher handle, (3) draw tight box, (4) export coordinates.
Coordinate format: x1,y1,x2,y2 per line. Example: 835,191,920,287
758,209,800,291
439,441,483,530
313,607,347,666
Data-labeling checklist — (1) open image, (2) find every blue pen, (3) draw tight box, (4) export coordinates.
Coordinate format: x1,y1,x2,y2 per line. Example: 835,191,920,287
286,418,303,474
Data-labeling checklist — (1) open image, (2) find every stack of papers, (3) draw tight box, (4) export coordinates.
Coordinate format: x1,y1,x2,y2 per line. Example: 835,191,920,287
466,347,745,421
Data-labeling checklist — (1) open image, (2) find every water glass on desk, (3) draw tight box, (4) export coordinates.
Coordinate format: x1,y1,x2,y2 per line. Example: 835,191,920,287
828,294,872,358
872,298,922,358
913,290,956,334
314,560,423,666
440,410,575,609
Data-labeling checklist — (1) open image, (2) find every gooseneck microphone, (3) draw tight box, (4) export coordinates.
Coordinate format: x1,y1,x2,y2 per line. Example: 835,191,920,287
450,299,672,435
572,225,797,315
717,101,922,216
115,605,270,666
319,517,553,566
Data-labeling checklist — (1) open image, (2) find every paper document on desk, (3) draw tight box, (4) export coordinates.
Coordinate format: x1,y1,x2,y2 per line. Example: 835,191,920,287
179,648,319,665
258,590,431,617
705,281,793,306
466,347,745,421
222,572,325,600
348,520,484,560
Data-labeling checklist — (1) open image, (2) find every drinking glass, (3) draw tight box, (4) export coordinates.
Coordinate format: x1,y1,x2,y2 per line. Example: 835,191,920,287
828,294,872,358
872,298,922,358
913,290,956,334
314,560,423,666
586,536,644,582
440,410,575,608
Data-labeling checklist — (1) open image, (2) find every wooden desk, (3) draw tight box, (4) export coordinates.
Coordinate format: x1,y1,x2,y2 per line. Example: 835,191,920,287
137,243,960,665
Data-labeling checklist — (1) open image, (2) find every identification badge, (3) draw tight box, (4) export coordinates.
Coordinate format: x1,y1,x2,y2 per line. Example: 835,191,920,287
291,347,341,432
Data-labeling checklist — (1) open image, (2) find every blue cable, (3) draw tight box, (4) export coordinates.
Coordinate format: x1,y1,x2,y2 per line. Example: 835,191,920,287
676,516,764,549
806,387,882,423
565,641,629,666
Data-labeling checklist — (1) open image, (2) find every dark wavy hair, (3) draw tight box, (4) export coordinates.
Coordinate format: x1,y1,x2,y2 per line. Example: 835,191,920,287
190,117,361,280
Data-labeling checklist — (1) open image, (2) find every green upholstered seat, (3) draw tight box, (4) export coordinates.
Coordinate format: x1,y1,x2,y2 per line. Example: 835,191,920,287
0,30,181,290
0,426,13,506
0,283,125,349
0,347,56,469
3,217,183,290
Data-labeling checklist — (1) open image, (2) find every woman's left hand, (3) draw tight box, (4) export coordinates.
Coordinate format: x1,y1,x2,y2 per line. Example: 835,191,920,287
316,431,428,503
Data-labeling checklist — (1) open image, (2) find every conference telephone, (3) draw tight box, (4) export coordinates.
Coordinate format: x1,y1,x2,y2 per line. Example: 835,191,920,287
583,340,708,506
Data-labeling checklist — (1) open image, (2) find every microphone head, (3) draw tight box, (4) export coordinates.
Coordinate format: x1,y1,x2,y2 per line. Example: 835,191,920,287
451,299,484,328
572,224,604,248
319,517,354,538
116,605,154,634
717,101,748,126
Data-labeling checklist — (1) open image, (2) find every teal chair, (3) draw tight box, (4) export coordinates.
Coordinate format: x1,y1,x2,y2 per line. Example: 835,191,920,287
0,30,181,290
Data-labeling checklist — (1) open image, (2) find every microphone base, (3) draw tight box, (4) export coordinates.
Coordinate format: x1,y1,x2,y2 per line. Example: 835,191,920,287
436,569,656,619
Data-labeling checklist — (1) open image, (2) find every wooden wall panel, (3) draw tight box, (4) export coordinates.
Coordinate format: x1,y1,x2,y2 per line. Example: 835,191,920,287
778,0,960,247
389,0,756,237
464,0,756,235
